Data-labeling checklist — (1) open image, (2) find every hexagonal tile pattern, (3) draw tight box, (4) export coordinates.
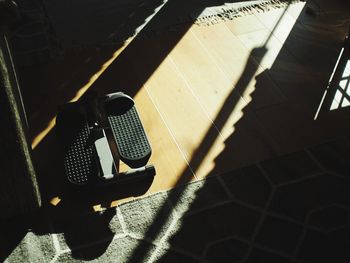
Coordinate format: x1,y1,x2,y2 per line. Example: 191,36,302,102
298,227,350,263
256,215,303,254
4,137,350,263
221,165,272,208
167,176,230,215
166,202,261,256
269,173,350,221
309,205,350,231
205,238,249,263
309,139,350,177
260,151,321,185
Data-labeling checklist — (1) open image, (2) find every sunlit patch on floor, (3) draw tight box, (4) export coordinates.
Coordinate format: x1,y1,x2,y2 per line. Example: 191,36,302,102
50,196,62,206
330,59,350,110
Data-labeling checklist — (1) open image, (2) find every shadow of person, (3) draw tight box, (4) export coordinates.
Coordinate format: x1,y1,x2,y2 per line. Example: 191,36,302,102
0,210,54,262
0,215,30,262
52,208,117,260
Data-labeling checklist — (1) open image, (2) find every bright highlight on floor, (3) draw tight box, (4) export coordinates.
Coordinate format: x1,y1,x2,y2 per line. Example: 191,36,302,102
330,59,350,110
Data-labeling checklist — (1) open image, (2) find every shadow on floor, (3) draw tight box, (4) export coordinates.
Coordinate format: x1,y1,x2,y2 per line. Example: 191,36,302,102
3,0,350,262
122,1,350,262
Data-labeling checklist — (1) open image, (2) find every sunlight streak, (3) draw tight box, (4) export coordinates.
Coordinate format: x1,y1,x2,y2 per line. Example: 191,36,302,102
31,39,131,149
31,0,174,149
330,59,350,110
314,45,345,119
190,3,305,178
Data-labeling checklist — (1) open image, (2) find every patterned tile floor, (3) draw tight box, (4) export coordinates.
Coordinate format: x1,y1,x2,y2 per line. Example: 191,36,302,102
2,137,350,262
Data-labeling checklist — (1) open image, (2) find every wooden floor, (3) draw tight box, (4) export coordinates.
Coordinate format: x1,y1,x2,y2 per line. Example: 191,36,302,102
19,0,350,212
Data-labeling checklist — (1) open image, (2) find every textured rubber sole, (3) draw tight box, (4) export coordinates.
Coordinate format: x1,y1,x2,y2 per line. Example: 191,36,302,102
107,105,151,168
56,106,96,186
56,92,154,187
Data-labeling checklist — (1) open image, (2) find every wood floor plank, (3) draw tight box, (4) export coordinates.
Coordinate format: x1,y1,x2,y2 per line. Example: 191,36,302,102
124,32,225,181
156,26,239,121
17,0,350,213
155,27,250,178
222,14,266,36
192,22,285,110
152,25,279,177
133,88,195,193
253,2,343,76
191,22,288,166
234,25,325,102
236,28,288,70
285,1,309,22
228,8,311,75
253,4,299,44
191,23,283,169
89,38,196,192
296,0,350,29
246,4,344,109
